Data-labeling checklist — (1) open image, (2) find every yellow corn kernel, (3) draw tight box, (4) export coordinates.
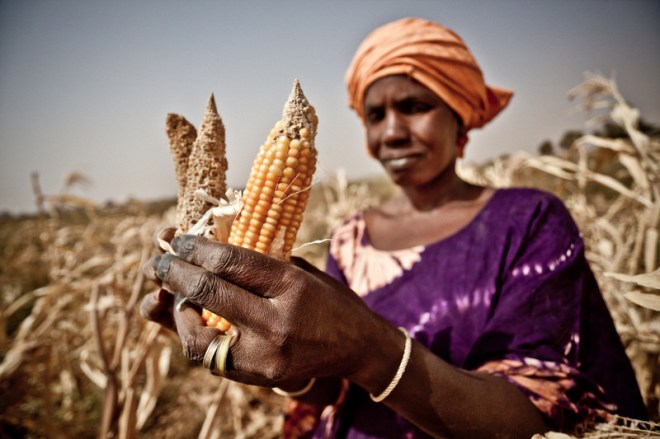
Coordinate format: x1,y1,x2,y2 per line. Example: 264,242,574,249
202,309,232,332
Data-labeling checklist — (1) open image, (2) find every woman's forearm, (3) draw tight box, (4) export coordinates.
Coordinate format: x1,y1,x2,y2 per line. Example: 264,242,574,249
350,323,550,438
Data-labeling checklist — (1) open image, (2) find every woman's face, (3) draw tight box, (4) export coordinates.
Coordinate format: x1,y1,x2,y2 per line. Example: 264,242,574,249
363,75,461,188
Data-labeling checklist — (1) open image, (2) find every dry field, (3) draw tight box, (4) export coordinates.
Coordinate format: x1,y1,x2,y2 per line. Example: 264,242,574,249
0,74,658,438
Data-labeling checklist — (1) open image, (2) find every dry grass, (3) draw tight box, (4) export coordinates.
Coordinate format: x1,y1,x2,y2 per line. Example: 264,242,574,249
0,73,657,438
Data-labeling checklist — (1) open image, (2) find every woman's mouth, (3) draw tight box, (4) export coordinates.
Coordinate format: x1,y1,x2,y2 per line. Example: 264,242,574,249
381,155,420,172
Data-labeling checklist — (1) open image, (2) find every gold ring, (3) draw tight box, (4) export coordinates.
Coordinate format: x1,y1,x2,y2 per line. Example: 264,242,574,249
203,334,224,371
214,333,234,375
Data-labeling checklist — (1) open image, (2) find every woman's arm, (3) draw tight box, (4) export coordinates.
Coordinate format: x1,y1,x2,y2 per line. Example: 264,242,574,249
351,320,549,437
146,234,550,437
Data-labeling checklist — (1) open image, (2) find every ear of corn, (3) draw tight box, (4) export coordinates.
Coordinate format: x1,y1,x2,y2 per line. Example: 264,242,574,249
202,79,318,329
228,79,318,259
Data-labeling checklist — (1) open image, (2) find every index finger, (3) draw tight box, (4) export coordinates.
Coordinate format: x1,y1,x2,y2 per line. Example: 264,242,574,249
170,235,294,299
154,253,264,326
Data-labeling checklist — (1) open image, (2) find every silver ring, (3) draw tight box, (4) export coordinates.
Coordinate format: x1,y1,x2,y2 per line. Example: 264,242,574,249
174,292,190,312
203,335,224,372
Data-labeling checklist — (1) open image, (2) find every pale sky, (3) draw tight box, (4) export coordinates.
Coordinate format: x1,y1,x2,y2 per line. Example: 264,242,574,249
1,0,658,214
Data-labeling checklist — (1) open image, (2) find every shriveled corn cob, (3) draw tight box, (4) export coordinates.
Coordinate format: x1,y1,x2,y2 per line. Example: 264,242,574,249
166,93,233,332
165,113,197,229
202,79,318,329
180,94,228,233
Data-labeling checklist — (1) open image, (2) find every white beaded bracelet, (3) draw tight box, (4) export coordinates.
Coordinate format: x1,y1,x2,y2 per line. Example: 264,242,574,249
272,378,317,398
370,327,412,403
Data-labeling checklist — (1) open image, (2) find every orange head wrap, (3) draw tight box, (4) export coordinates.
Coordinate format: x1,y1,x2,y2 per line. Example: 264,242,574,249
345,17,513,133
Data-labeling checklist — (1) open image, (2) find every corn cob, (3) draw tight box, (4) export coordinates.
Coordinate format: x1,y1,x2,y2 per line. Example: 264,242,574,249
202,79,318,329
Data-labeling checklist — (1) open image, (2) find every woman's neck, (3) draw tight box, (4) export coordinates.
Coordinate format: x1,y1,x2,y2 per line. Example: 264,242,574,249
367,172,494,250
399,164,481,212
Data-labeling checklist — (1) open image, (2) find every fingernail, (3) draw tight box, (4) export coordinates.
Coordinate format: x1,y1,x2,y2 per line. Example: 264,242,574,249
155,254,174,279
172,234,195,257
157,228,170,241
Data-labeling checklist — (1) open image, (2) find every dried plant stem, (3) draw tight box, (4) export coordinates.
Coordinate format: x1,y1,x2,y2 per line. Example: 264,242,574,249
92,282,119,438
31,171,46,218
90,247,163,439
198,378,230,439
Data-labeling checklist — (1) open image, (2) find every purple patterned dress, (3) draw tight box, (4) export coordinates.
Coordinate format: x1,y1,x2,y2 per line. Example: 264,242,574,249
283,188,646,438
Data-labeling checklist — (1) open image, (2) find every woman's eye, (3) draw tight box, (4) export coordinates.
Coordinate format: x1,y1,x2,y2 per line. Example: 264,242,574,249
365,108,384,123
402,101,431,114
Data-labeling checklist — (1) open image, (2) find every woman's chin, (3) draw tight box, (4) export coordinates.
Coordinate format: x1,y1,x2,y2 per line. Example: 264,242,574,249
383,163,417,184
387,171,422,188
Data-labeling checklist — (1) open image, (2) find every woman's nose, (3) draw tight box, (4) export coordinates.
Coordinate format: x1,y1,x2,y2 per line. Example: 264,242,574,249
382,110,409,147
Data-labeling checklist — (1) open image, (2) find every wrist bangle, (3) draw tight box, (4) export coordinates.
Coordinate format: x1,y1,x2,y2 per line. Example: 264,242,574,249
370,327,411,403
273,378,317,398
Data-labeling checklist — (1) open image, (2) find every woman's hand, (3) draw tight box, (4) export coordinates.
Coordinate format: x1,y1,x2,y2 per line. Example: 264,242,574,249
142,232,393,389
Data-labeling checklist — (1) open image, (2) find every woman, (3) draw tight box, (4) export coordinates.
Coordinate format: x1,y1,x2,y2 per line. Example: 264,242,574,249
142,18,646,437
